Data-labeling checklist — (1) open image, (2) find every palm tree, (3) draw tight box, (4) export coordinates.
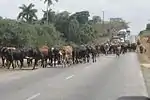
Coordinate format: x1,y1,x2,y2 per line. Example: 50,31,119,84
42,9,56,23
17,3,37,23
43,0,58,23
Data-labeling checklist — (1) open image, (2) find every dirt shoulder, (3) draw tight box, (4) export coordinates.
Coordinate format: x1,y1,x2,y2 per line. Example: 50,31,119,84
138,36,150,96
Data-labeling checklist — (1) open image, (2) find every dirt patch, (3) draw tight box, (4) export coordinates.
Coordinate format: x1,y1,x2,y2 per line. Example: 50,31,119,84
138,36,150,66
138,54,150,64
138,36,150,96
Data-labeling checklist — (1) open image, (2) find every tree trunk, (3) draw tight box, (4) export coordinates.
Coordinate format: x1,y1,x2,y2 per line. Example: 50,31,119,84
27,14,29,22
47,4,49,24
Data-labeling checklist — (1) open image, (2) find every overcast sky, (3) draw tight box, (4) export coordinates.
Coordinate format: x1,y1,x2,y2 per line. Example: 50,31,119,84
0,0,150,35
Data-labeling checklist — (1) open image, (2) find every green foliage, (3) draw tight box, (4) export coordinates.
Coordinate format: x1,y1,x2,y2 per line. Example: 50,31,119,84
67,19,79,42
77,24,97,44
17,3,37,23
42,9,56,23
138,30,150,37
70,11,90,24
42,0,58,24
0,1,129,47
0,19,64,47
92,16,101,24
92,20,129,37
43,0,58,7
139,23,150,36
54,11,70,34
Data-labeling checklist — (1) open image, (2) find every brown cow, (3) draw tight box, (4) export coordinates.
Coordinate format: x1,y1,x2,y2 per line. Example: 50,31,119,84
59,46,73,67
39,45,49,68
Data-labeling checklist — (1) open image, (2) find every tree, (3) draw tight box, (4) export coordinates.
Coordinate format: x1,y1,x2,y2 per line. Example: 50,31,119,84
54,11,70,34
43,0,58,23
17,3,37,23
70,11,90,24
67,19,79,42
92,16,101,24
42,9,56,23
77,24,96,43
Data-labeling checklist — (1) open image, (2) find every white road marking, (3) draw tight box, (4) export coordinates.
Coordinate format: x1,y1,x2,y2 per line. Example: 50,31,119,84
65,75,74,80
26,93,40,100
86,66,89,69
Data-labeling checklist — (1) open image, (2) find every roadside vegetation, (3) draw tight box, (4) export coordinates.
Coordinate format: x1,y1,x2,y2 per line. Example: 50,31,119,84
0,0,129,47
138,23,150,96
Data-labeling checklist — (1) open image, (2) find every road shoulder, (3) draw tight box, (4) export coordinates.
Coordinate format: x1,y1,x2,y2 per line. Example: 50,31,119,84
138,53,150,96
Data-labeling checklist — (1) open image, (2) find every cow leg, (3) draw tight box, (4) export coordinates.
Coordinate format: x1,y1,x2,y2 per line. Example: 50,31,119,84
42,58,47,68
94,54,96,62
44,59,47,68
11,60,15,69
30,59,32,66
27,58,30,67
87,57,90,63
2,57,5,67
20,59,23,69
49,57,53,67
72,56,75,64
7,61,11,69
12,60,15,69
75,56,78,64
87,54,90,63
54,56,57,67
33,59,38,70
5,59,8,68
15,60,18,68
41,59,44,68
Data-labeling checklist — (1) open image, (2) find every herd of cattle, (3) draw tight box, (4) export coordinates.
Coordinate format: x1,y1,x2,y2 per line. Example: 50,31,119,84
0,42,137,70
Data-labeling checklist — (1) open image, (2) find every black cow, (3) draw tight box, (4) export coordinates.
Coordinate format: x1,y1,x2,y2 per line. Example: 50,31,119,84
1,47,25,69
89,46,97,63
25,47,45,69
48,47,61,67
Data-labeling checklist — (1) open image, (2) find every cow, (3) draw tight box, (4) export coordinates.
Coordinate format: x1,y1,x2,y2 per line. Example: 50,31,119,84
48,47,61,67
139,44,146,54
103,43,110,55
24,46,47,69
1,47,25,69
95,44,101,56
89,46,97,63
59,46,73,67
116,45,121,57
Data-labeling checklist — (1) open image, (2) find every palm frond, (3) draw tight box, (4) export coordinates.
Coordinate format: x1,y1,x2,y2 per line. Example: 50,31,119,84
28,3,35,9
17,12,23,20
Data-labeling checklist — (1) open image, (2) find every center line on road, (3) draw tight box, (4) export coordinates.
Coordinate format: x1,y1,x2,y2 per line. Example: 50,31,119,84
26,93,40,100
65,75,74,80
86,66,89,69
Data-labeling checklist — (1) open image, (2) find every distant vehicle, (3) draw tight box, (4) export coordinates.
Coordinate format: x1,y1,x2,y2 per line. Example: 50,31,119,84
129,35,136,44
111,36,121,44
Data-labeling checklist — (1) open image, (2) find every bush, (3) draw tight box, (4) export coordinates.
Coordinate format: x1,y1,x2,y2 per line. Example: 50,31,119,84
0,19,65,47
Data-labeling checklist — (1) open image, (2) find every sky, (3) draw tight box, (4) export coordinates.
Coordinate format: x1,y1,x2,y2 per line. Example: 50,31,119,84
0,0,150,35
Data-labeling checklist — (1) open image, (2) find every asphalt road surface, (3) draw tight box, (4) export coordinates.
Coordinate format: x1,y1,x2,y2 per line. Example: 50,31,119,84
0,53,148,100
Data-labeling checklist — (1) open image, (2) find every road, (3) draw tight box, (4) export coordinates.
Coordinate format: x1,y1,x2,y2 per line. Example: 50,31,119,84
0,53,148,100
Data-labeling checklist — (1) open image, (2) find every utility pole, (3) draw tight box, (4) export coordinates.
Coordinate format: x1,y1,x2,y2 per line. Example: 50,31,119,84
102,11,105,34
46,4,49,24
